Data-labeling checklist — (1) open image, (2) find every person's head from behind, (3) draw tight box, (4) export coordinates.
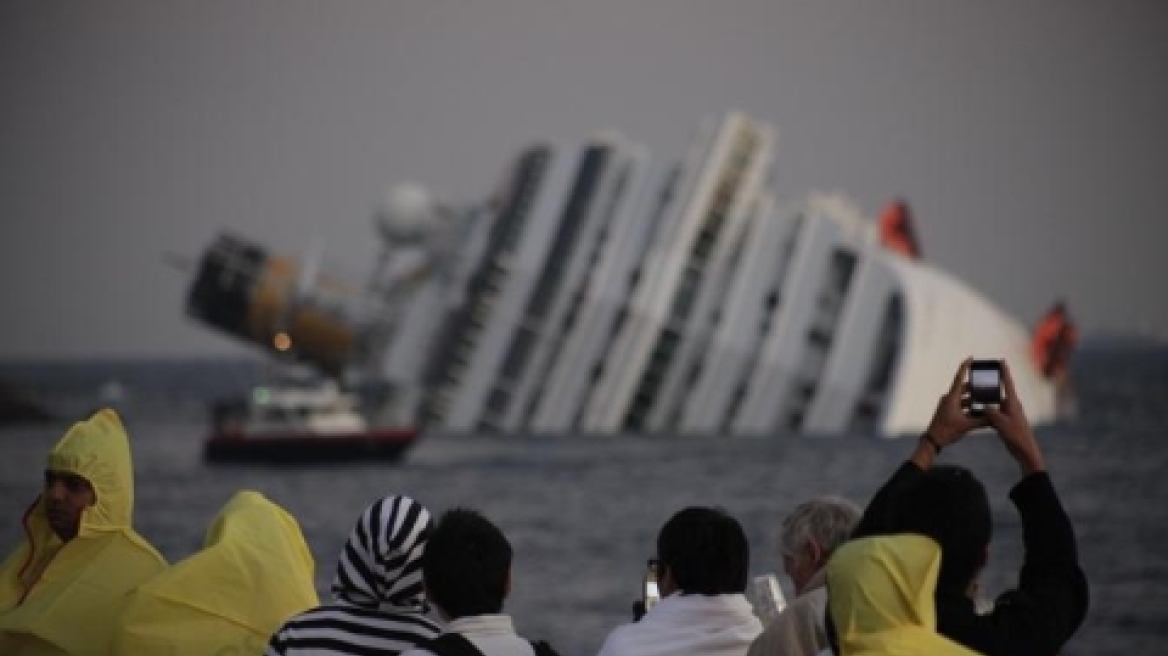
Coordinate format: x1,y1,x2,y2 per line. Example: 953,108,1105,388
332,495,432,609
43,469,96,542
779,496,861,595
422,508,512,620
888,464,991,595
657,506,749,596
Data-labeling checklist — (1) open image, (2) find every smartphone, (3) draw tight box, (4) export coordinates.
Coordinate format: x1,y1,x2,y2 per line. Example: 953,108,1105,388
968,360,1003,415
642,560,661,612
749,573,787,624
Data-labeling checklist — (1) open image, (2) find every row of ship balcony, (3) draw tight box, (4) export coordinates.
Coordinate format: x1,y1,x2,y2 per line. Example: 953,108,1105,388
395,112,908,437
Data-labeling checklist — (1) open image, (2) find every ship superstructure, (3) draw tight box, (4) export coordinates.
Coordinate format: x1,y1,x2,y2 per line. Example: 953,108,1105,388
184,111,1070,440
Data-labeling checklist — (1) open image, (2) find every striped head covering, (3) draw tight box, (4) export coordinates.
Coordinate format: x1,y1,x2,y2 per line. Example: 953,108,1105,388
331,495,431,611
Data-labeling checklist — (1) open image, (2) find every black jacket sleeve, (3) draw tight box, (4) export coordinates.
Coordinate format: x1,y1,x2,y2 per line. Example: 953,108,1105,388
941,472,1090,656
996,472,1089,655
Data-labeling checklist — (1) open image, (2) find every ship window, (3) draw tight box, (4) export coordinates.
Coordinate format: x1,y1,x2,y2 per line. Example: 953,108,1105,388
482,272,505,295
778,244,858,433
524,388,544,420
693,228,717,261
825,249,856,298
671,267,702,321
798,380,816,401
641,360,666,388
561,296,582,331
624,402,650,431
722,381,749,429
808,326,832,349
684,359,704,386
785,409,804,432
610,308,628,337
485,388,510,415
524,147,605,325
449,349,470,369
500,328,537,380
588,357,607,382
848,292,904,433
659,328,681,353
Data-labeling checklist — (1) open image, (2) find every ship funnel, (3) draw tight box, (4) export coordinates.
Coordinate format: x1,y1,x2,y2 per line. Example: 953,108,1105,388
184,233,359,376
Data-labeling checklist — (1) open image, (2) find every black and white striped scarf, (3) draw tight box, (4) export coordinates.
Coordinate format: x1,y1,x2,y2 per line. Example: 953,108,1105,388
332,495,432,610
265,495,441,656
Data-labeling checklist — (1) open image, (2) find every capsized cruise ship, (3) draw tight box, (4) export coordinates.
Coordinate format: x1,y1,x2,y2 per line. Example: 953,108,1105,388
184,111,1076,440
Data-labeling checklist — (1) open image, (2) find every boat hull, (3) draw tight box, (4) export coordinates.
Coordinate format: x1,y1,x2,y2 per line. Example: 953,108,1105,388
204,429,418,464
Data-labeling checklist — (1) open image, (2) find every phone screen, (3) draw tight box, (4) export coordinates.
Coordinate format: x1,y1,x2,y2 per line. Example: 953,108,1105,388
969,361,1002,406
970,369,1000,389
643,580,660,610
643,559,661,611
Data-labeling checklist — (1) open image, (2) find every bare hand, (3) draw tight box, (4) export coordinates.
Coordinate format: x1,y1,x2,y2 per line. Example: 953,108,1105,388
926,358,990,446
985,360,1045,474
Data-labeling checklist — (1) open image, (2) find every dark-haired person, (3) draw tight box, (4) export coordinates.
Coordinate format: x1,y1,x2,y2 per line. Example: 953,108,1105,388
595,506,762,656
853,358,1089,656
400,508,544,656
0,409,168,656
266,495,442,656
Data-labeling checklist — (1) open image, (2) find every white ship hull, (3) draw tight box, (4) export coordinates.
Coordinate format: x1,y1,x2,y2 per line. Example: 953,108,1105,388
413,112,1061,437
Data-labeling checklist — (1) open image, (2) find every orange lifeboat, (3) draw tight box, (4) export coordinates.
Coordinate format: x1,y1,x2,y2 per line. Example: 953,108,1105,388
1031,301,1077,379
877,199,922,260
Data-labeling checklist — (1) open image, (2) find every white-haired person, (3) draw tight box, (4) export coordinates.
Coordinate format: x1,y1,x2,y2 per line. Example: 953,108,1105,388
746,496,861,656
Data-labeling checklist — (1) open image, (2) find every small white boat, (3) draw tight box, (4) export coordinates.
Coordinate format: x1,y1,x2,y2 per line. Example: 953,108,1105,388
204,379,416,463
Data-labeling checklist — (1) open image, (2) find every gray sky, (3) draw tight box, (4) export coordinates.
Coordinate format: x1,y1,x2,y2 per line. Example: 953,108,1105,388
2,1,1166,359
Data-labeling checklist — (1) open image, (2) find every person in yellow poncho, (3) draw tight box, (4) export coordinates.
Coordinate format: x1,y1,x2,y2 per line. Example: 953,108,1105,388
0,409,169,656
826,535,981,656
111,489,319,656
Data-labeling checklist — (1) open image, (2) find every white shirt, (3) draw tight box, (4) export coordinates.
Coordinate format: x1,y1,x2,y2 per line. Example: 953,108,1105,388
596,593,763,656
746,568,829,656
401,614,536,656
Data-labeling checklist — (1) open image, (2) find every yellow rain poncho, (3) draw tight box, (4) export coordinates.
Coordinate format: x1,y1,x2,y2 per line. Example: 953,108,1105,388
827,535,982,656
0,409,168,656
111,489,319,656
